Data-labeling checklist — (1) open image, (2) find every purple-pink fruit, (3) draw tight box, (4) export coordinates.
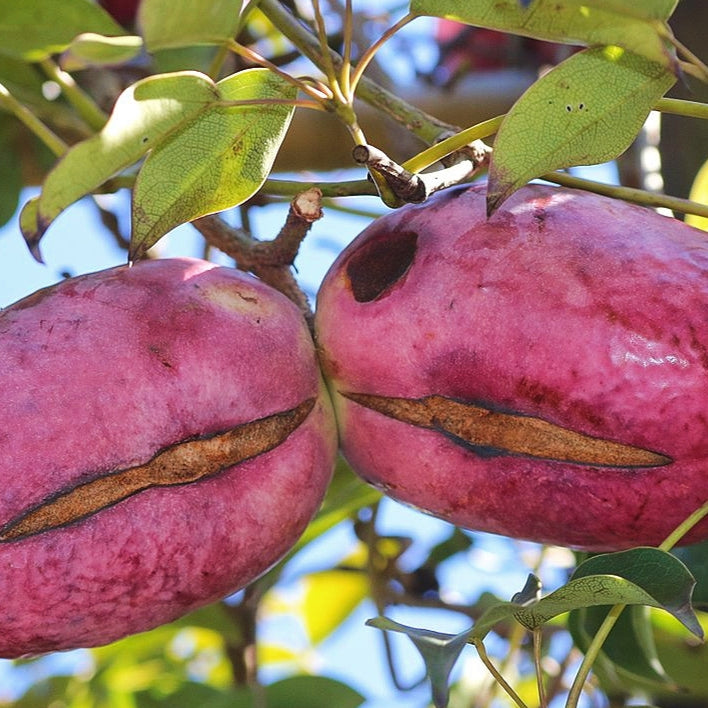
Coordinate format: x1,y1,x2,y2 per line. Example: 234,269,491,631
315,184,708,551
0,257,336,658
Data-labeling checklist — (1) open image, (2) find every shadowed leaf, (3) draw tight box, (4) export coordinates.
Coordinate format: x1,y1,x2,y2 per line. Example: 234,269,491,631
139,0,243,51
366,617,470,708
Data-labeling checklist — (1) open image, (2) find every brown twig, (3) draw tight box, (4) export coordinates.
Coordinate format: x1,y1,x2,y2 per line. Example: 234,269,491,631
191,188,323,328
352,143,480,204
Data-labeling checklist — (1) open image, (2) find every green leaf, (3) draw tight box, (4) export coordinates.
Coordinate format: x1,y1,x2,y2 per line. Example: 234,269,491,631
139,0,243,51
673,540,708,611
571,605,676,688
0,55,46,108
302,568,369,645
0,115,23,226
130,68,296,259
572,547,702,638
366,617,470,708
424,528,474,567
24,71,218,253
60,32,143,71
470,548,702,640
652,610,708,700
265,676,365,708
487,46,675,213
19,196,42,261
0,0,124,61
409,0,678,69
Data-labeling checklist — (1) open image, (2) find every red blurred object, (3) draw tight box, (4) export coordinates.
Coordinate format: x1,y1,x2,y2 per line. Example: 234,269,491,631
99,0,141,27
433,20,576,86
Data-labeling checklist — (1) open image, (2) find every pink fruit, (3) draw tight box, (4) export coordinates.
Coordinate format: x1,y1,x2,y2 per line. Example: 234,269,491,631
315,184,708,551
0,257,336,658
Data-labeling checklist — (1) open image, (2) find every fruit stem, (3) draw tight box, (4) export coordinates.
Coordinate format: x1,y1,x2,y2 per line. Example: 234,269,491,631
402,116,502,174
565,502,708,708
0,83,68,157
655,97,708,120
347,12,418,102
564,603,626,708
263,177,377,198
543,171,708,220
659,500,708,552
473,638,530,708
258,0,456,146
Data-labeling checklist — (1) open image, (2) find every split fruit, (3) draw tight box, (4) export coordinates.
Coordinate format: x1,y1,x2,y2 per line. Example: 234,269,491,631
315,183,708,551
0,257,336,658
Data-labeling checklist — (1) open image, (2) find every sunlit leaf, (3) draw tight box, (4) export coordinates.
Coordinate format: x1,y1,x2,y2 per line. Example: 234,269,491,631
487,46,675,213
302,569,369,645
652,610,708,700
60,32,143,70
366,617,470,708
258,643,303,666
130,68,296,259
139,0,243,51
409,0,678,69
686,159,708,232
24,71,218,254
0,0,124,61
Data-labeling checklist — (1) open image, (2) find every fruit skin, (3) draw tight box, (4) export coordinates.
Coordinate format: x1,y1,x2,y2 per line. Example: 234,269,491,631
0,257,336,658
315,183,708,551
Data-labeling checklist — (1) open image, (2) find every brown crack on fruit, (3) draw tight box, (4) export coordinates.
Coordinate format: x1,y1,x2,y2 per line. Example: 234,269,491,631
345,230,417,303
0,398,315,543
342,392,671,468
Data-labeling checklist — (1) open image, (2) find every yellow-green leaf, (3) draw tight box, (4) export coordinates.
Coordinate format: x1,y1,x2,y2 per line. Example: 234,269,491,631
258,643,304,666
139,0,243,51
487,46,675,213
30,71,218,246
686,159,708,231
302,569,369,645
0,0,124,61
410,0,678,70
60,32,143,71
130,68,296,259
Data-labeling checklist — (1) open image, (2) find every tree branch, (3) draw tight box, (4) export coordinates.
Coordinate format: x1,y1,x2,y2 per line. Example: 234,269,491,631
191,189,323,327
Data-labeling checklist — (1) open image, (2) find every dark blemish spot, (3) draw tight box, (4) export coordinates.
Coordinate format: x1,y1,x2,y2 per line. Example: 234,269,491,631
346,230,418,303
142,136,149,143
578,103,585,110
533,208,546,230
566,105,572,112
